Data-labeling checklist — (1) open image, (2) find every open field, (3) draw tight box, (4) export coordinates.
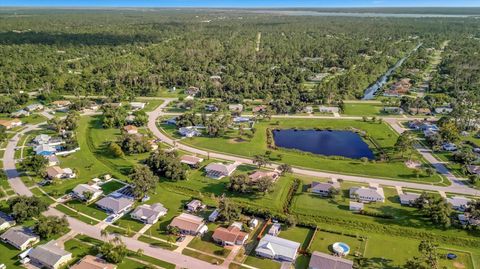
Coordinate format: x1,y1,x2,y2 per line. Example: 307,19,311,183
160,118,443,184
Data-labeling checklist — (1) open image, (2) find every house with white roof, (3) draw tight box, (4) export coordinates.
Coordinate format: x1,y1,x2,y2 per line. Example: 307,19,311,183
434,106,453,114
11,109,30,118
130,203,168,224
399,192,421,206
447,196,471,212
178,126,201,137
180,155,204,167
228,104,244,113
205,162,237,179
350,184,385,203
25,103,44,112
268,223,281,236
318,106,340,114
186,199,205,212
0,226,39,250
33,134,51,145
0,212,15,232
45,155,60,166
28,241,72,269
349,201,364,211
72,184,103,202
46,166,75,179
255,234,300,262
34,144,57,156
130,102,146,110
95,197,134,215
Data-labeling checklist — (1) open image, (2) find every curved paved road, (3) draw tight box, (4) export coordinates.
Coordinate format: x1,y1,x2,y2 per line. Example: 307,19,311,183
148,100,480,196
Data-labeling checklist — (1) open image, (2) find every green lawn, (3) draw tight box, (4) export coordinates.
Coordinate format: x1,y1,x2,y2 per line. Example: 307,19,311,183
187,222,231,258
113,214,146,232
160,118,442,183
0,241,23,269
100,180,126,194
55,204,100,225
309,230,365,258
277,226,314,250
243,255,281,269
65,199,108,221
138,235,177,250
30,187,55,205
138,99,164,112
343,103,383,116
182,248,224,264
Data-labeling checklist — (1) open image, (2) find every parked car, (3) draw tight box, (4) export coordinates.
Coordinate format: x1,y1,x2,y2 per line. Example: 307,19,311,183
176,236,186,243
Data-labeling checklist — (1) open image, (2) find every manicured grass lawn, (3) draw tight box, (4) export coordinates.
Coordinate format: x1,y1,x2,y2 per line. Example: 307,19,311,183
187,222,231,258
114,214,145,232
243,255,281,269
30,187,55,205
65,199,108,221
295,255,310,269
309,230,365,258
138,235,177,250
105,225,135,237
277,226,314,250
160,118,441,183
100,180,126,194
55,204,100,225
438,248,474,269
0,241,23,269
343,103,383,116
139,99,164,112
182,248,224,264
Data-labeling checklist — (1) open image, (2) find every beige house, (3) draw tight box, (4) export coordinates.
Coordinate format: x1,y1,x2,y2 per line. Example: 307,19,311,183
28,241,72,269
169,213,208,235
0,226,39,250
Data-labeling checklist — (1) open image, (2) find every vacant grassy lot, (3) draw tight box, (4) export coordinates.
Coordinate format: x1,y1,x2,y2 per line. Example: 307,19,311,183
182,248,224,264
161,118,442,183
343,102,383,116
277,226,314,250
66,199,108,221
100,180,126,194
55,204,100,225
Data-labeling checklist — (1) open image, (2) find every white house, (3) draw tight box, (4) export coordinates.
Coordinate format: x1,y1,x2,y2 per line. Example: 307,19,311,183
228,104,244,113
186,199,205,212
130,203,168,224
72,184,103,202
267,223,281,236
349,201,364,211
249,218,259,229
399,192,421,206
28,241,72,269
310,179,340,197
0,212,15,232
208,209,220,222
318,106,339,114
130,102,146,110
443,143,457,151
447,196,471,212
46,166,76,179
169,213,208,235
255,234,300,262
350,184,385,203
178,126,201,138
95,197,134,215
0,226,39,250
205,163,237,179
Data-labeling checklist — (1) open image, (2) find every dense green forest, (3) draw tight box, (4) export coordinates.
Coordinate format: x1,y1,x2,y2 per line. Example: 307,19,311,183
0,9,479,104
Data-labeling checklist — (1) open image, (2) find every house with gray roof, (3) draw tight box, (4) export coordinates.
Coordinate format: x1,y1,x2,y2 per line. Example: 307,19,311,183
95,196,134,215
350,184,385,203
0,212,15,232
399,192,421,206
267,223,281,236
310,179,340,197
309,251,353,269
25,103,44,112
0,226,39,250
447,196,471,212
28,241,72,269
72,184,103,202
131,203,168,224
255,234,300,262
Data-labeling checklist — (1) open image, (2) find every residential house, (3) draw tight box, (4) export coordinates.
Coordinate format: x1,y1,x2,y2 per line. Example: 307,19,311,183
186,86,200,96
318,106,340,114
467,165,480,176
95,197,134,215
28,241,72,269
0,212,15,231
252,105,267,113
25,103,44,112
248,170,280,183
52,100,71,108
45,155,60,166
350,184,385,203
11,109,30,118
458,213,480,226
46,166,75,179
70,255,117,269
308,251,354,269
249,218,259,229
382,107,404,114
443,143,457,151
399,192,421,206
0,226,39,250
0,119,22,129
255,234,300,262
180,155,204,167
123,125,138,134
434,106,453,114
208,209,220,222
168,213,208,235
447,196,471,212
186,199,205,212
165,117,177,125
130,102,146,110
72,184,103,202
130,203,168,224
178,126,201,137
33,134,52,145
423,129,438,138
233,116,252,123
205,162,236,179
228,104,244,113
304,106,314,114
125,115,136,123
34,144,57,156
349,201,364,211
310,179,340,197
267,223,281,236
205,105,218,112
212,223,249,246
409,107,431,115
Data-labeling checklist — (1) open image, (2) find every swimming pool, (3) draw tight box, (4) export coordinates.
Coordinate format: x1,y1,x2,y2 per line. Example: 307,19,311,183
332,242,351,256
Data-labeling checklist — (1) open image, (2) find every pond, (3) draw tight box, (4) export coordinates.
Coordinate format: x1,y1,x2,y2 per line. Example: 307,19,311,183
272,129,374,159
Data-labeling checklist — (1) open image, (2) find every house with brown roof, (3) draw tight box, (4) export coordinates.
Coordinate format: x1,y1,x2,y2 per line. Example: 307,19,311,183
70,255,117,269
123,125,138,134
46,166,76,179
252,105,267,113
308,251,353,269
169,213,208,235
52,100,71,107
248,170,279,183
212,223,249,246
180,155,204,167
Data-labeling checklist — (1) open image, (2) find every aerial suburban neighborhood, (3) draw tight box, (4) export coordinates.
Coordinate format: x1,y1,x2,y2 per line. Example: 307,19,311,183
0,3,480,269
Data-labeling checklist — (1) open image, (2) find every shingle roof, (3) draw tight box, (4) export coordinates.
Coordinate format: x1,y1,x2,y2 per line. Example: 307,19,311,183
212,225,248,244
169,213,204,232
255,234,300,260
70,255,117,269
399,192,421,204
28,241,71,268
72,184,102,197
205,163,236,176
309,251,353,269
131,203,167,223
95,197,133,214
0,226,38,249
180,155,203,165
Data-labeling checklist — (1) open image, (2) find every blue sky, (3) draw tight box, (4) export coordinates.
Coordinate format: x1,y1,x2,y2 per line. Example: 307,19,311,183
2,0,480,7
